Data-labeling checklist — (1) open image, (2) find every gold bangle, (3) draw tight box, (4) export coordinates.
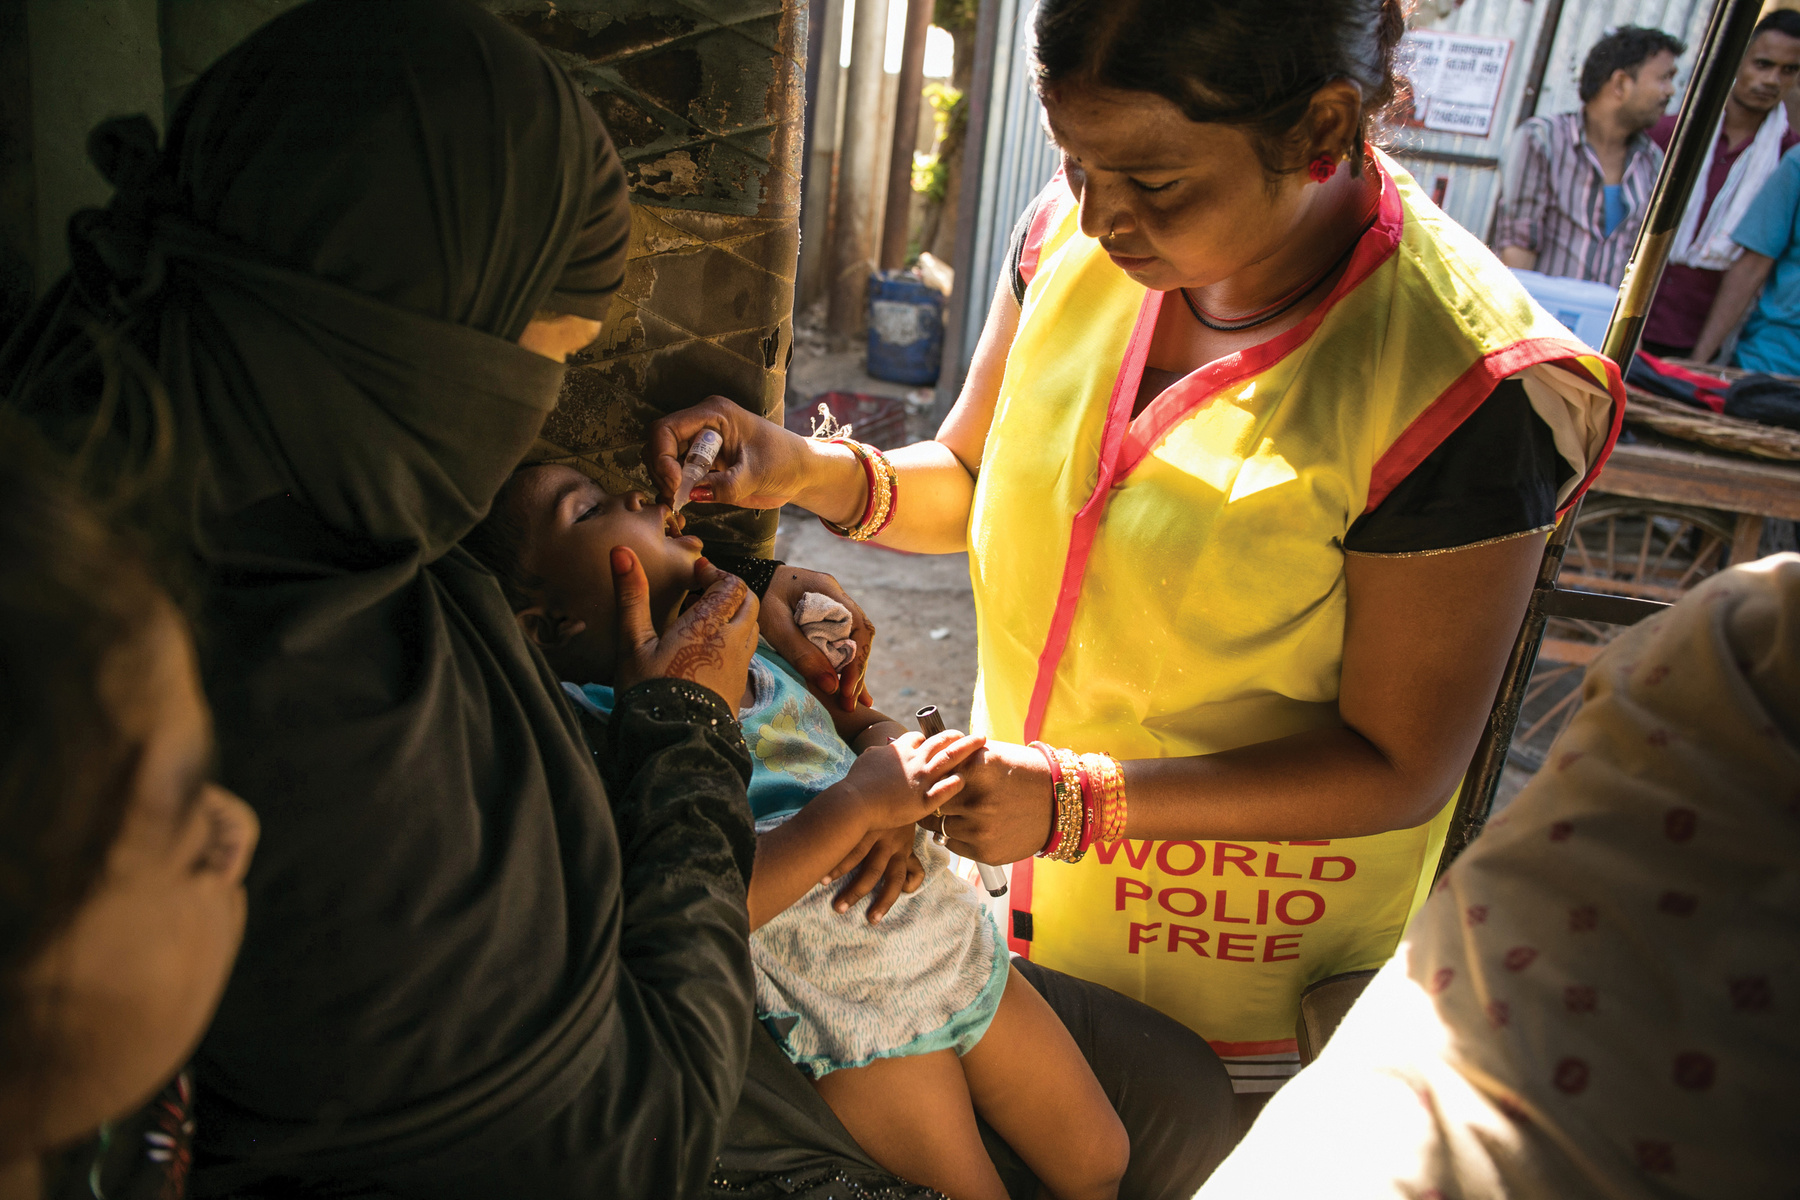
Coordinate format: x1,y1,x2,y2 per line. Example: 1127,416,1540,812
1050,747,1086,863
1080,751,1127,845
1099,754,1127,844
818,439,894,541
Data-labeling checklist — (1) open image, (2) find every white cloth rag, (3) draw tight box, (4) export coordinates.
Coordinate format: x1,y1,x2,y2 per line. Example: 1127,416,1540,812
795,591,857,670
1671,103,1789,270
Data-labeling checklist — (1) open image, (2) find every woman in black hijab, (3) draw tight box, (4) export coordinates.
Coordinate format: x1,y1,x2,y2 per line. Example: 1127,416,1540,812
2,2,763,1195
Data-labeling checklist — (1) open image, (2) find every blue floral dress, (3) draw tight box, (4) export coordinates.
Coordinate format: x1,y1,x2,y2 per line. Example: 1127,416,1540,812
567,644,1009,1077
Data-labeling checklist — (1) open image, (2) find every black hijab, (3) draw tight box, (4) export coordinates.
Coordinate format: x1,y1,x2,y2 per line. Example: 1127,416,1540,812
0,0,747,1187
4,0,628,558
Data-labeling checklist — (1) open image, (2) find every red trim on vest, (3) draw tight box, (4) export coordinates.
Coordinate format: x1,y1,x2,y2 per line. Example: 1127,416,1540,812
1017,171,1070,292
1115,170,1406,481
1364,339,1627,516
1210,1038,1300,1057
1020,295,1156,742
1020,164,1405,743
1007,857,1035,958
1552,352,1626,515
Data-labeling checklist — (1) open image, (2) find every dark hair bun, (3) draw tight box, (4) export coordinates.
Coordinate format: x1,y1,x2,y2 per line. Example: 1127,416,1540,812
1034,0,1409,175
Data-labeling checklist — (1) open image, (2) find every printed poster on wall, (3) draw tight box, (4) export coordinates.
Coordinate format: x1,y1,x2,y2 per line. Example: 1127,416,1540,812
1398,30,1513,138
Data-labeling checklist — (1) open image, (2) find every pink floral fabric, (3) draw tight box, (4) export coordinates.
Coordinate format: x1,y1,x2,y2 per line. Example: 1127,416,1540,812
1200,554,1800,1198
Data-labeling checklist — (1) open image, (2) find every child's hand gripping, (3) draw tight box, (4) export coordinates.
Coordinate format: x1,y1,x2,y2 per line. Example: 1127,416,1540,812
825,824,923,922
834,728,987,833
746,728,985,932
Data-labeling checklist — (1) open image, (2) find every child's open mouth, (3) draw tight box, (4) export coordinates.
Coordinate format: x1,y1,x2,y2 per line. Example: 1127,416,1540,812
660,505,687,538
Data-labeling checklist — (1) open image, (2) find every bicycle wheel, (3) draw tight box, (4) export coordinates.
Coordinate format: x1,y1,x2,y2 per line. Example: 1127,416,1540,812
1507,499,1735,772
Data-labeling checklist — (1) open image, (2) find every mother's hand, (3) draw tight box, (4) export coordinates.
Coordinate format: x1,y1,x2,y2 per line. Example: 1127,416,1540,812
613,548,759,707
645,395,816,512
760,565,875,712
937,740,1056,866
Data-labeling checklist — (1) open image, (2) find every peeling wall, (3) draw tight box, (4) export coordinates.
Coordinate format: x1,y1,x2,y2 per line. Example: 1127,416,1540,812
23,0,164,288
0,0,34,336
492,0,808,559
3,0,805,559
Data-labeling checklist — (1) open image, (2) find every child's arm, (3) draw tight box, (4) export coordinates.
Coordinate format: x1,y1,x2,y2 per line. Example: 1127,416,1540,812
850,715,908,752
807,685,905,749
747,729,985,930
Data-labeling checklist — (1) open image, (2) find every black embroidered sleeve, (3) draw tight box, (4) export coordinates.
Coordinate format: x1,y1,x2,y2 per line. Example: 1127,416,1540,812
706,555,785,600
601,678,756,890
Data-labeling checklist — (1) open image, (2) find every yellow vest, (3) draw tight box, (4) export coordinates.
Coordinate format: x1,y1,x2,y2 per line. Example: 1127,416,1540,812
970,155,1623,1084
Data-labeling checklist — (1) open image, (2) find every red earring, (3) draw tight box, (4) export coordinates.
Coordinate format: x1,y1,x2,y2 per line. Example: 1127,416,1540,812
1308,154,1338,184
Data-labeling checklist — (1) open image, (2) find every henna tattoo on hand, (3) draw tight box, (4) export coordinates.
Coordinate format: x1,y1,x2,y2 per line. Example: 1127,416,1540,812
660,576,746,683
665,640,726,680
664,606,726,680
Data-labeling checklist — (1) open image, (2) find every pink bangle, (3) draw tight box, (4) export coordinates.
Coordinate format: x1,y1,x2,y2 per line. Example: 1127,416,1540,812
1030,741,1065,857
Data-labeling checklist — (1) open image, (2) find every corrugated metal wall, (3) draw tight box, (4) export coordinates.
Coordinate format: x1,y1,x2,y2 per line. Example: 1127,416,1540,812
953,0,1718,387
954,0,1059,381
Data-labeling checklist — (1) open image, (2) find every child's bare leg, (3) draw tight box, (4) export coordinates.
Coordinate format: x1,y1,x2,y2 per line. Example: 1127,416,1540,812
812,1049,1009,1200
960,966,1130,1200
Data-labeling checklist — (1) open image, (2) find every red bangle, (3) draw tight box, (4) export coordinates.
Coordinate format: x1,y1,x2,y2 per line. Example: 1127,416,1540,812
1030,741,1064,856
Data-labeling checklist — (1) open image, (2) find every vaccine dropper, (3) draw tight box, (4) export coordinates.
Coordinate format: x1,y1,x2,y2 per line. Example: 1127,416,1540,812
671,429,723,512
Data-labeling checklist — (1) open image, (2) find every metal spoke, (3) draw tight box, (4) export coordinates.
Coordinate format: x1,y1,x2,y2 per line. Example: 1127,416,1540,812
1508,503,1736,775
1646,521,1691,590
1675,533,1726,589
1570,527,1596,575
1634,515,1655,584
1516,682,1584,746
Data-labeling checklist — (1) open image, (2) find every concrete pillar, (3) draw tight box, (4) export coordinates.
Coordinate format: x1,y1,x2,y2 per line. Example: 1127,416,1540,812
158,0,302,116
797,0,847,313
493,0,810,560
24,0,162,287
825,0,891,338
0,0,34,331
878,0,930,270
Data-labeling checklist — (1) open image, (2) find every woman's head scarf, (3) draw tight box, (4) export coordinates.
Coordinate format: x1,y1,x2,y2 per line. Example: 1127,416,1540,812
0,2,697,1188
2,0,630,559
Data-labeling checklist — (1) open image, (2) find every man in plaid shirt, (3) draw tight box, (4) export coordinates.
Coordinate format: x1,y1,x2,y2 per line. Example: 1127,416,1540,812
1496,26,1683,286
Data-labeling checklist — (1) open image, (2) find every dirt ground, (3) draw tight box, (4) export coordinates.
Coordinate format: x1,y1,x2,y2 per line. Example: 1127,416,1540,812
773,510,979,733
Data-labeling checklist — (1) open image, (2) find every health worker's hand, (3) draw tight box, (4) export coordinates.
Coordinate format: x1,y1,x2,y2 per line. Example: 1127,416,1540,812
837,729,986,832
761,565,875,713
826,824,924,923
646,395,815,511
612,550,759,707
936,740,1057,865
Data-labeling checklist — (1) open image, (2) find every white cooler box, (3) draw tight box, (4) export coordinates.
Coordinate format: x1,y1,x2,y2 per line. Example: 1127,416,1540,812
1509,269,1617,348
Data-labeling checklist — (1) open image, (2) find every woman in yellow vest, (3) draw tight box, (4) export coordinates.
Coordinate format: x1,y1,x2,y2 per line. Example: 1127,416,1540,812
651,0,1622,1096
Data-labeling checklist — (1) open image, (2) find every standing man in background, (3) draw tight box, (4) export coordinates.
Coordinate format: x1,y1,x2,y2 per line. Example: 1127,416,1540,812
1688,140,1800,373
1495,26,1683,285
1642,10,1800,359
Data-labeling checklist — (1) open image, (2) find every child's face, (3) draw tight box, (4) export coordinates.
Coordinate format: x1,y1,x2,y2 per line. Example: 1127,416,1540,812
16,605,258,1155
512,465,705,647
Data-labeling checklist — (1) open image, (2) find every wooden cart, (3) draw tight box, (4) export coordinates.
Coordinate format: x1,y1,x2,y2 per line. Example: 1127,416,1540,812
1508,426,1800,769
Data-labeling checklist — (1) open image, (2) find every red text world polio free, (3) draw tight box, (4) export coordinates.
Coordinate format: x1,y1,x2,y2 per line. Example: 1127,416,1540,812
1098,839,1358,964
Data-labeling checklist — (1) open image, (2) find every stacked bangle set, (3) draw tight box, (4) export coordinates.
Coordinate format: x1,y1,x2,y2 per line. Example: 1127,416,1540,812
1030,743,1128,863
818,438,897,541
